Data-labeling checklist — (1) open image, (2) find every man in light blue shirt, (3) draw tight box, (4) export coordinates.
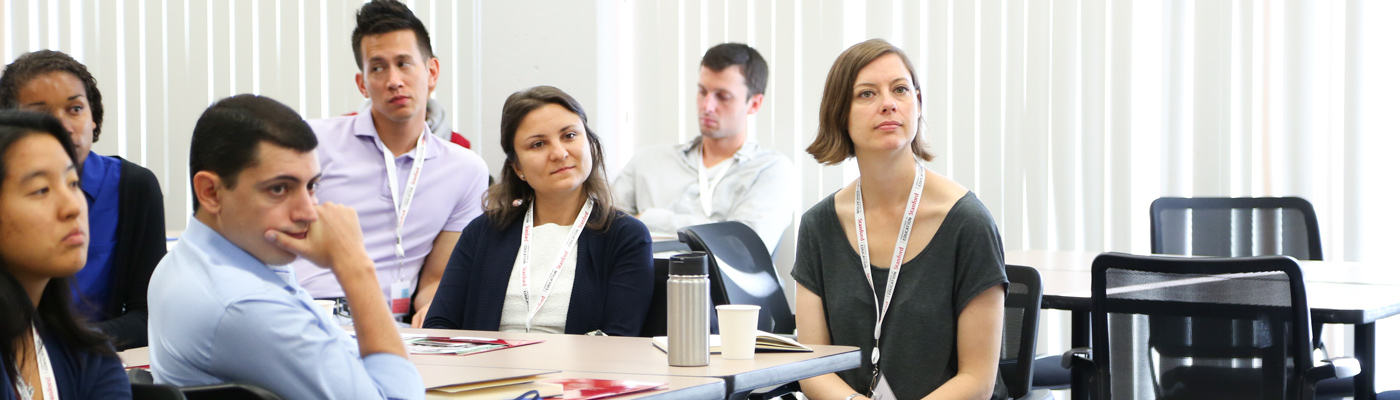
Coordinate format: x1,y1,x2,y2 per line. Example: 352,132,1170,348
148,94,422,400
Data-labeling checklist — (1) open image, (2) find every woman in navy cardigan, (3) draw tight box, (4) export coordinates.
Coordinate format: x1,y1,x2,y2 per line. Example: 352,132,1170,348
0,111,129,399
424,86,653,336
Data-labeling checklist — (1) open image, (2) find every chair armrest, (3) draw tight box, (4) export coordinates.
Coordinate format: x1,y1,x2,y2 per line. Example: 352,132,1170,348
1061,347,1095,372
1304,357,1361,386
126,368,154,384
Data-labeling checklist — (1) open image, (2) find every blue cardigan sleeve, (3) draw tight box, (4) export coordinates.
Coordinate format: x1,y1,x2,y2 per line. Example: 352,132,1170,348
595,215,654,336
75,352,131,399
42,333,132,400
423,215,488,330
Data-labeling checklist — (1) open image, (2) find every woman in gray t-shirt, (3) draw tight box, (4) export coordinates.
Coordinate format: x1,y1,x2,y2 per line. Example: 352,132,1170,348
793,38,1008,400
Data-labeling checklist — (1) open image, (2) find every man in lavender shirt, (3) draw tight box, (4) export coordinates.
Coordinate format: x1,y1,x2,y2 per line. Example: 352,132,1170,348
292,0,489,327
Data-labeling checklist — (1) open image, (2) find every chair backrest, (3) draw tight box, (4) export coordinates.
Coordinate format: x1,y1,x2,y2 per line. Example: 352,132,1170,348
128,368,155,384
640,257,670,337
181,383,285,400
132,383,187,400
1089,253,1313,400
678,221,796,334
1150,197,1323,260
1000,264,1042,399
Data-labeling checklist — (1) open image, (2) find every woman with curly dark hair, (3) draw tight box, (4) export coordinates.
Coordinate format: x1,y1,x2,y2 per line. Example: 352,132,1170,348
0,50,166,350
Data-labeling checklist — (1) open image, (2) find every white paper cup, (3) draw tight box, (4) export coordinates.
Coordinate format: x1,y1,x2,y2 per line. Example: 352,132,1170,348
314,300,337,320
716,304,761,360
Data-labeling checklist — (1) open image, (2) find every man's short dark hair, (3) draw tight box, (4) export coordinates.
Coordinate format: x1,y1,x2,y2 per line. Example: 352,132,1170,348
700,43,768,99
188,94,317,212
0,50,105,142
351,0,434,70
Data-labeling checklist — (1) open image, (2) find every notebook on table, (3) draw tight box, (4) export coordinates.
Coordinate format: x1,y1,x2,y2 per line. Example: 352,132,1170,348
651,331,812,353
420,365,561,399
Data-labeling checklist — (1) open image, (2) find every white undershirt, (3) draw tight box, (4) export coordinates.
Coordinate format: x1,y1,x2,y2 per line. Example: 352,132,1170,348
499,223,578,334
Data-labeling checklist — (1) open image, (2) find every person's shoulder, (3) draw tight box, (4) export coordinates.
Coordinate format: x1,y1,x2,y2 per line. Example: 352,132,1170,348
463,212,501,233
799,191,840,226
629,142,689,165
748,145,795,167
304,114,358,132
432,134,489,170
606,211,650,235
946,191,997,229
114,157,155,177
114,157,162,190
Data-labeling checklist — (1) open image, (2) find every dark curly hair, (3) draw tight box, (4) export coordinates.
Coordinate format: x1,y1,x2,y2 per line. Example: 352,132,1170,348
0,50,105,142
351,0,435,70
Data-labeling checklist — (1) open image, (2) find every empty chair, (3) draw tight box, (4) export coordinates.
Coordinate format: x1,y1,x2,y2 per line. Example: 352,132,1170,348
1150,197,1321,260
1063,253,1357,400
678,221,795,334
1001,265,1049,400
1149,197,1353,397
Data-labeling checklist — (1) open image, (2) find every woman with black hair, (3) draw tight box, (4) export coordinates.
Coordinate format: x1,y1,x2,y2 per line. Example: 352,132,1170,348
0,110,130,399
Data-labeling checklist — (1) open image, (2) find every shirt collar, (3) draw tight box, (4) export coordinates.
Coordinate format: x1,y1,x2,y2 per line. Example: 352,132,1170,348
181,217,296,291
79,151,112,201
351,107,441,161
681,136,760,165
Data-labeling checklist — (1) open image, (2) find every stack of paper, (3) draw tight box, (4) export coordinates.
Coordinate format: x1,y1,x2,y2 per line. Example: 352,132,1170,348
420,365,561,400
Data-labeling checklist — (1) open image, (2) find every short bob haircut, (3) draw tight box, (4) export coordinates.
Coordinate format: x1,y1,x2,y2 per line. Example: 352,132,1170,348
807,38,933,165
484,85,617,232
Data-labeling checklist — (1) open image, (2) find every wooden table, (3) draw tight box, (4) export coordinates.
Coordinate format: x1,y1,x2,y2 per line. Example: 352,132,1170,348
1007,250,1400,400
121,328,859,400
120,348,725,400
401,328,860,400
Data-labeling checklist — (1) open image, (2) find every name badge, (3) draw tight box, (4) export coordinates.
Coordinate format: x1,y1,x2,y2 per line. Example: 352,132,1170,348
390,279,414,317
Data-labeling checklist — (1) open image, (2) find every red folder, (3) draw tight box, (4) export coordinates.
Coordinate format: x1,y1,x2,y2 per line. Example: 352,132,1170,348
541,378,666,400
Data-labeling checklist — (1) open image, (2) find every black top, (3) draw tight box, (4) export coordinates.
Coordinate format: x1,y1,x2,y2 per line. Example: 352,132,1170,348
792,192,1008,400
423,208,655,336
95,158,165,350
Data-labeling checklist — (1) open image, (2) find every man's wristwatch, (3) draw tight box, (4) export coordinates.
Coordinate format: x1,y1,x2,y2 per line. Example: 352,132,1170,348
844,394,861,400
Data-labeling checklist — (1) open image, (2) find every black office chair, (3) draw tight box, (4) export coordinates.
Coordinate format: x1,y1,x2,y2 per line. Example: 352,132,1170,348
1001,265,1051,400
1062,253,1358,400
1150,196,1322,260
132,383,186,400
180,383,284,400
126,368,284,400
677,221,795,335
1149,196,1354,397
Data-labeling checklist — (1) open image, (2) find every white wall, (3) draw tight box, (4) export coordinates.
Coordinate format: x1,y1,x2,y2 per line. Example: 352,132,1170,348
3,0,1400,390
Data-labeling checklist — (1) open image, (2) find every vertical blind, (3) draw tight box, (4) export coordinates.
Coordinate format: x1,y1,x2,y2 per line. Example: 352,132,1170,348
3,0,1397,389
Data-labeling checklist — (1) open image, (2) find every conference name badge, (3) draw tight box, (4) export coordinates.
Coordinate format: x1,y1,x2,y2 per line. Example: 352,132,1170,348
390,279,413,316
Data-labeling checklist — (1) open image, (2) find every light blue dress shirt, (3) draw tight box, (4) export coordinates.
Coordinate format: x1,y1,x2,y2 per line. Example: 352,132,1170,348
147,217,423,400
